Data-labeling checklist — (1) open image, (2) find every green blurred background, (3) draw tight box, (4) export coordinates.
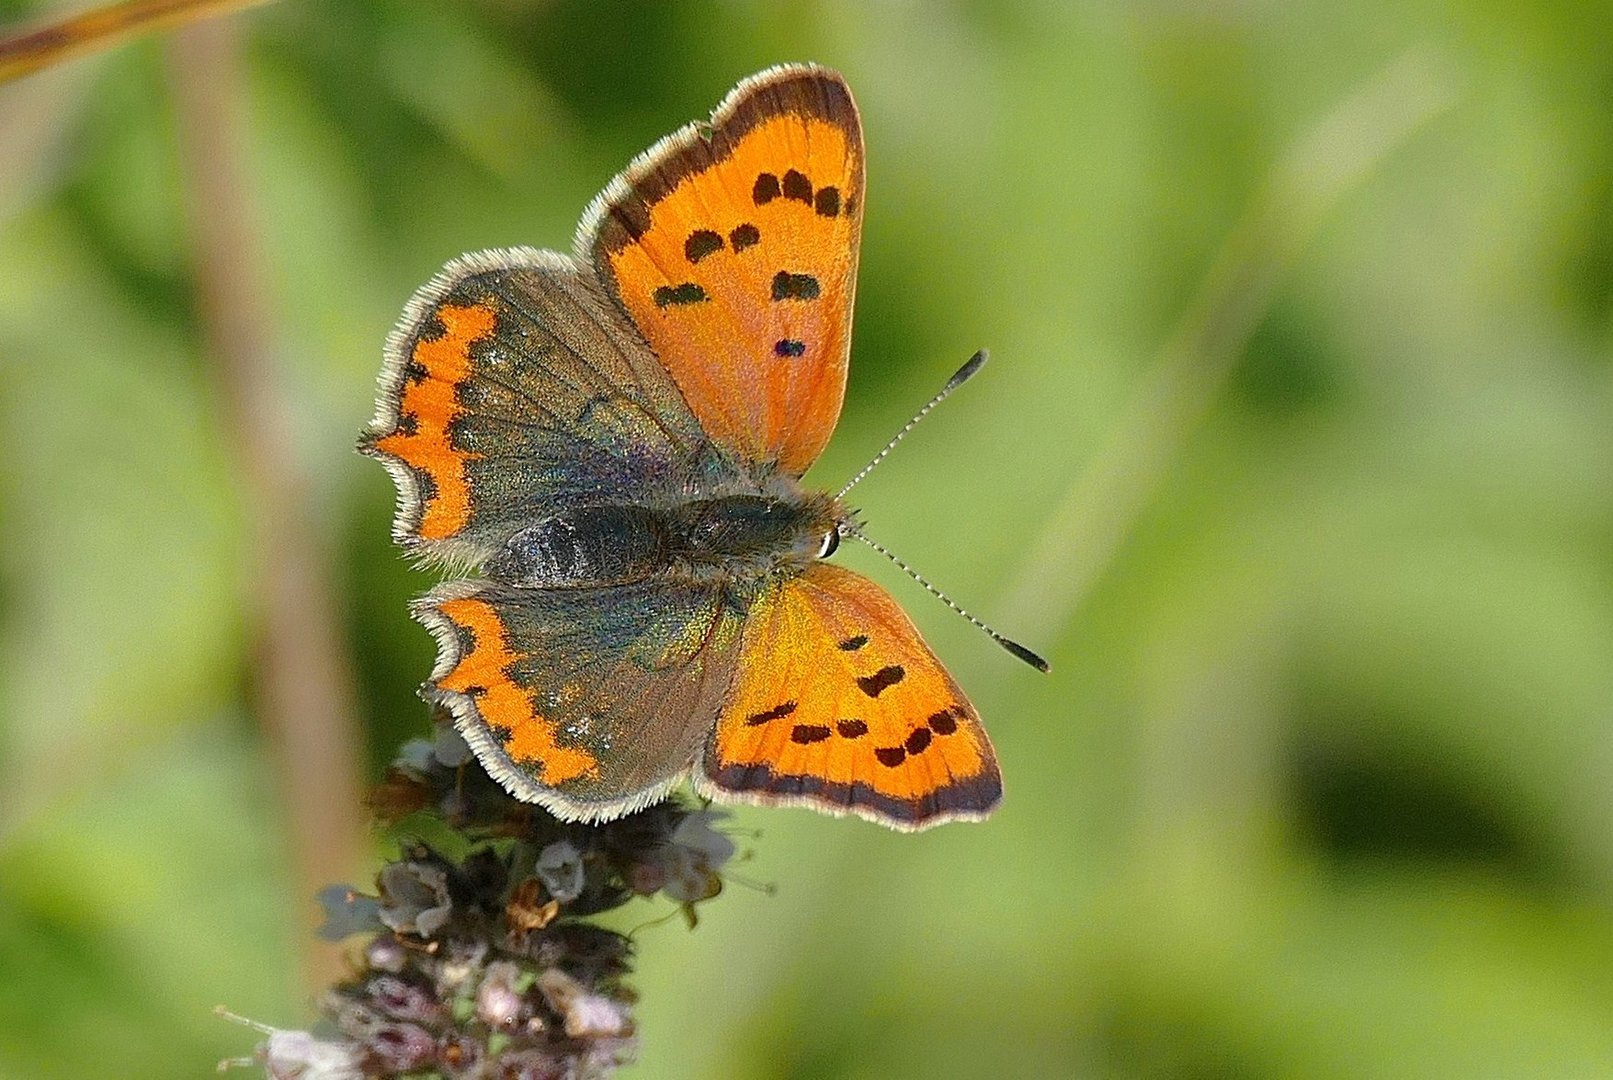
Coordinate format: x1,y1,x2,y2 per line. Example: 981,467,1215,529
3,1,1613,1077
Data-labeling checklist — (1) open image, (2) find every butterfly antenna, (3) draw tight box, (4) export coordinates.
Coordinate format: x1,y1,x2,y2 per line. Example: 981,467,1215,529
846,529,1051,672
836,349,989,500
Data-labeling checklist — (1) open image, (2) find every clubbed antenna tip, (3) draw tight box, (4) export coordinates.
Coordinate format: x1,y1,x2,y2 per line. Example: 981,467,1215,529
997,636,1051,673
946,348,988,391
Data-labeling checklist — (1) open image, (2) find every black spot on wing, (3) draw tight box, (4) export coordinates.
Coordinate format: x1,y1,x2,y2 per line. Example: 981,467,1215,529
905,728,932,755
416,312,447,343
782,169,813,203
415,471,439,504
836,719,868,739
928,708,958,735
837,634,868,651
856,665,905,698
791,724,832,744
684,229,723,263
729,223,760,251
772,272,821,302
874,745,906,768
745,701,797,726
774,339,806,358
753,173,780,204
654,283,708,307
814,186,841,217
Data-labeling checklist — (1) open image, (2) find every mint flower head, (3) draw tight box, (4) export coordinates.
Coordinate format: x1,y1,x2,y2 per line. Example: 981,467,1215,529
227,717,739,1079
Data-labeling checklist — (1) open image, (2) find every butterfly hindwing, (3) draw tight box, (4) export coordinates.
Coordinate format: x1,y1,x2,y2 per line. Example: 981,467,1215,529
416,577,748,821
362,247,737,566
583,64,864,478
696,563,1002,830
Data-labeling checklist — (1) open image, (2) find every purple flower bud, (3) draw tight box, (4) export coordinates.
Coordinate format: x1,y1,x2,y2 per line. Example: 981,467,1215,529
475,961,526,1030
627,860,667,896
437,1031,483,1074
537,970,634,1039
368,975,442,1023
367,1022,436,1072
328,997,385,1040
364,934,408,974
501,1049,568,1080
261,1029,365,1080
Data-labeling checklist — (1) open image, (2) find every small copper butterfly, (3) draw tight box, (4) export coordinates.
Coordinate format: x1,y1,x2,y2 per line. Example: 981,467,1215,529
362,64,1041,830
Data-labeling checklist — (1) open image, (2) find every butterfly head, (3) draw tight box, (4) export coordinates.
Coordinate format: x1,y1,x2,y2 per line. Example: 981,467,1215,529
776,488,854,567
810,491,863,562
803,490,867,565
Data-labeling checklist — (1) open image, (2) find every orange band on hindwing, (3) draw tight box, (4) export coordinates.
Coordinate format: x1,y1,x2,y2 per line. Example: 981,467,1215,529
434,596,598,785
373,303,496,540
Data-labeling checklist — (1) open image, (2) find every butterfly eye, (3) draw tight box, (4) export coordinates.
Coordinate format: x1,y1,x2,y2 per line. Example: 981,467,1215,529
818,528,840,558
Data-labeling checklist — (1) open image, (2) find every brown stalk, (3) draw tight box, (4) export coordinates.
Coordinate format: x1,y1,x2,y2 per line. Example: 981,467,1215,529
167,18,366,990
0,0,277,84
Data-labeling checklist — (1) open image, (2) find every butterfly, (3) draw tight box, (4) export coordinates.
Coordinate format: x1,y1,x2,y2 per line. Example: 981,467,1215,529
362,64,1040,831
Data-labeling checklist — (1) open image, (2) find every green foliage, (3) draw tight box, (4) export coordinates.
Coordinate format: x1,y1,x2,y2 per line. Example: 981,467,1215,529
1,1,1611,1076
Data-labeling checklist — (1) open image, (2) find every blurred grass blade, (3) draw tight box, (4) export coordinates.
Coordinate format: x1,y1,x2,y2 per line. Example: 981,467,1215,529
1001,48,1462,645
0,0,277,84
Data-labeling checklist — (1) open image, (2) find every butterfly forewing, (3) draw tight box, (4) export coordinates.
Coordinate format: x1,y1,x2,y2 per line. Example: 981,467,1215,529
697,563,1003,830
361,248,736,565
585,65,864,479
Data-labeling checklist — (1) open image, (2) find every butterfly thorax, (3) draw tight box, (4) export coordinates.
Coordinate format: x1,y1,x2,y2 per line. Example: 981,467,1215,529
484,489,843,589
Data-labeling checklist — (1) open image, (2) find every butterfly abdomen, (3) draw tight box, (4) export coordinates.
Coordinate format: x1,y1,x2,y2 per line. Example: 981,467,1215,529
485,505,672,587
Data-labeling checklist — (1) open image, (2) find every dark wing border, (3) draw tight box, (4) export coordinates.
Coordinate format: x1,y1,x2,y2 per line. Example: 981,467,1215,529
576,62,863,265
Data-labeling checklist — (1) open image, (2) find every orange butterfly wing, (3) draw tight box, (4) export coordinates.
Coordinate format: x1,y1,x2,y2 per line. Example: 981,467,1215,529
696,563,1002,830
582,64,864,477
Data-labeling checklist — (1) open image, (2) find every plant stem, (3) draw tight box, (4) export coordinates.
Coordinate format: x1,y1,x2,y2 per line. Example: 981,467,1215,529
168,16,367,990
0,0,277,84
